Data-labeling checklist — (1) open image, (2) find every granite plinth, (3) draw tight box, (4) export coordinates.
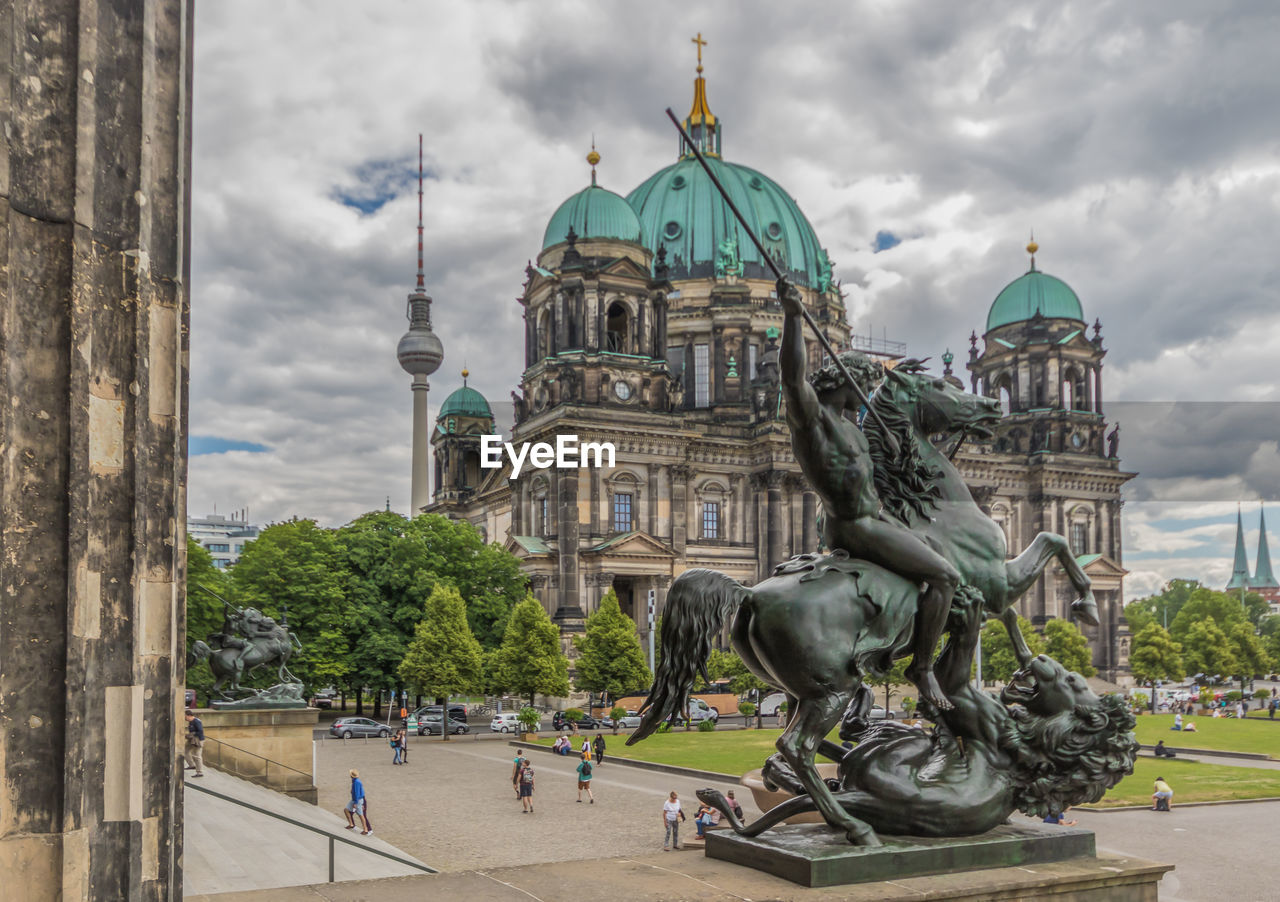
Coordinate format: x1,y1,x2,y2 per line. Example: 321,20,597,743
705,820,1096,888
196,707,320,803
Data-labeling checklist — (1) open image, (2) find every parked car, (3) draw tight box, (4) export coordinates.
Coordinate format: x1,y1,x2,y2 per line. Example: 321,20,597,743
553,711,603,730
330,717,390,739
414,704,467,724
684,698,719,724
490,713,523,733
310,688,335,709
605,711,642,729
417,714,470,736
868,705,895,721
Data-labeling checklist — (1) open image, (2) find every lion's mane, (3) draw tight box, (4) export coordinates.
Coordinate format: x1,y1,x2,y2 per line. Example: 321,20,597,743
998,692,1139,818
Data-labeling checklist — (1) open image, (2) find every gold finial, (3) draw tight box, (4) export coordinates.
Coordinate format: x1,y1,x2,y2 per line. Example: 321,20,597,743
587,136,599,185
692,32,707,74
461,367,469,384
1026,231,1038,271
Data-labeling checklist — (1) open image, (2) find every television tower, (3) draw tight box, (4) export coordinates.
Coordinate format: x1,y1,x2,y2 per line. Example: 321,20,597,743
396,135,444,514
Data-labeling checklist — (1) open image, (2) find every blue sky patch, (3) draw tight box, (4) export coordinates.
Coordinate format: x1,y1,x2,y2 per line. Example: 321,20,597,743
190,435,270,456
332,157,435,215
873,230,901,253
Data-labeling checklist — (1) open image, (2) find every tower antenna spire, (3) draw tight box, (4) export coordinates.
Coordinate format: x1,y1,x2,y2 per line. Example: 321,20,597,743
416,133,425,291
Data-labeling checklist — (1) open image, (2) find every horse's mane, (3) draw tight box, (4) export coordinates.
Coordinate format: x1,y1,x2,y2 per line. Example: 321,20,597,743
864,365,943,522
997,693,1138,818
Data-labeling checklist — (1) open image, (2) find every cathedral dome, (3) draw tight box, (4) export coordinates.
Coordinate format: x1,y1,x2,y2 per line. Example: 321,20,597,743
542,183,643,250
626,156,831,288
986,269,1084,332
439,384,492,420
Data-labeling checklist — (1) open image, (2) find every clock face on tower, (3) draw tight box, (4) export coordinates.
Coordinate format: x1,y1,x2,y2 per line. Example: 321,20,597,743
613,380,632,401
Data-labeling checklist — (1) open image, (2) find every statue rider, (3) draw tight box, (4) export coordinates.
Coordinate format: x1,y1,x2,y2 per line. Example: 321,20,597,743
777,278,960,711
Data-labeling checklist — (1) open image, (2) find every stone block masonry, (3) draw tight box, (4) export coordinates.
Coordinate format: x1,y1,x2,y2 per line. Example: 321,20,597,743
1,1,193,899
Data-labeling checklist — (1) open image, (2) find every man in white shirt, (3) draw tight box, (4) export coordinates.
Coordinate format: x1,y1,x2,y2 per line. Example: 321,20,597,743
662,790,685,850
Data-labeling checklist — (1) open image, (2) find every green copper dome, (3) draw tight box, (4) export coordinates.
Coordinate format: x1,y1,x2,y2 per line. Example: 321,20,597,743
438,385,492,420
542,183,643,250
626,156,832,289
986,268,1085,332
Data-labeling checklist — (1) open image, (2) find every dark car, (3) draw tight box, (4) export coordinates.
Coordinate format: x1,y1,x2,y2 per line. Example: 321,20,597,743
553,711,601,730
414,704,467,724
417,714,470,736
329,717,390,739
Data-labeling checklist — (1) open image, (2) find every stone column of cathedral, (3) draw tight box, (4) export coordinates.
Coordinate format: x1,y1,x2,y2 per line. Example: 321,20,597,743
0,2,191,898
552,469,584,629
766,472,786,572
802,491,818,551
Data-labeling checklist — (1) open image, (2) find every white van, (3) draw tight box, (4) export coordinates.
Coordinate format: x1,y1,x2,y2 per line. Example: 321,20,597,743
758,692,787,717
685,697,718,724
490,713,522,733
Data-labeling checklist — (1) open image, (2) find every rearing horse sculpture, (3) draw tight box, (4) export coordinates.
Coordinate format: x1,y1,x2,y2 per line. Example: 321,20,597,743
630,366,1099,846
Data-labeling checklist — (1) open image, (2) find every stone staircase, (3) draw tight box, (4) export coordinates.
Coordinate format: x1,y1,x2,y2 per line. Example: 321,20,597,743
183,768,432,895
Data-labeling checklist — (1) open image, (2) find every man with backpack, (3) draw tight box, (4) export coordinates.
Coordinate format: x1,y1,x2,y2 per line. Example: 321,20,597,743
519,759,536,813
576,753,595,803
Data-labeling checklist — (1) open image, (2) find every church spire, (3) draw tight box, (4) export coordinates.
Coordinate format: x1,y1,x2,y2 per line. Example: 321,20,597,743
1254,505,1279,589
680,32,721,159
1226,504,1252,591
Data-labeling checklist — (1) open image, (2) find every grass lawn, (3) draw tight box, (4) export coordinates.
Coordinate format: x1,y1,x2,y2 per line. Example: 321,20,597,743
1134,713,1280,758
535,727,1280,807
1092,756,1280,807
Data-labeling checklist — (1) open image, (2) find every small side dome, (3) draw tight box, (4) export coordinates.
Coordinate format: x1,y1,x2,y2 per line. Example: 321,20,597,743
986,270,1084,332
542,184,644,250
439,385,492,420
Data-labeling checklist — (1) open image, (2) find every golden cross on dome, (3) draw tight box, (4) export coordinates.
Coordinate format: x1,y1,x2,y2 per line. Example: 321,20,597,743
692,33,707,73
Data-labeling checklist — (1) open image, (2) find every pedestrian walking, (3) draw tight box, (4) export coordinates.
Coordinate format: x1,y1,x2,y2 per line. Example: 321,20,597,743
576,754,595,803
662,790,685,850
512,752,526,799
593,733,605,765
580,735,591,760
183,710,205,777
344,769,373,834
1270,698,1277,720
519,760,536,813
399,728,409,764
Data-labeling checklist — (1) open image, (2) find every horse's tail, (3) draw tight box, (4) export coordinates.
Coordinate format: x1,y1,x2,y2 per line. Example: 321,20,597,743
627,569,747,745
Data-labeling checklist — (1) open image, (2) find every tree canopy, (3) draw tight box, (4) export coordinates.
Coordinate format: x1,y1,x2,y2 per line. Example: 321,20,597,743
573,590,651,701
1128,624,1184,684
489,595,569,704
705,648,772,695
1042,618,1096,677
979,615,1044,683
398,583,485,700
1180,619,1239,681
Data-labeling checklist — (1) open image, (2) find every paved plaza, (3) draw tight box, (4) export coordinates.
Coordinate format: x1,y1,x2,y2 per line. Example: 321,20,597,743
182,731,1280,901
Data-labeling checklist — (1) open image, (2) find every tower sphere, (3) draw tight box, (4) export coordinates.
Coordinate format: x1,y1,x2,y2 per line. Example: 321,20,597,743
397,300,444,376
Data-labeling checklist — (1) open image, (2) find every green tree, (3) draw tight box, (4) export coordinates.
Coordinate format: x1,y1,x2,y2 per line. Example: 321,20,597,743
1128,624,1184,684
490,595,569,705
231,518,352,692
706,649,771,696
1042,618,1096,677
184,536,232,698
1180,619,1240,681
870,657,910,712
1168,587,1247,645
979,615,1044,683
1126,578,1199,634
573,590,651,702
398,584,485,739
1227,622,1273,685
1241,591,1270,628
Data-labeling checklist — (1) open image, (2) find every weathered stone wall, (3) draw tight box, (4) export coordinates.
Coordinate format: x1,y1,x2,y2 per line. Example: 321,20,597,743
1,1,192,899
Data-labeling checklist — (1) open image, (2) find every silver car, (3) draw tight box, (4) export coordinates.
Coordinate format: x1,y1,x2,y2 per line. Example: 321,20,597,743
329,717,390,739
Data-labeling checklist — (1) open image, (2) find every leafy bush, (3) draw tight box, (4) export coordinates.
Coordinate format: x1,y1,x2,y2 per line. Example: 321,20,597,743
779,701,789,713
1225,691,1244,703
901,696,917,717
564,708,584,722
738,701,756,718
610,706,627,722
517,706,541,731
656,720,671,734
697,718,716,732
1253,689,1272,701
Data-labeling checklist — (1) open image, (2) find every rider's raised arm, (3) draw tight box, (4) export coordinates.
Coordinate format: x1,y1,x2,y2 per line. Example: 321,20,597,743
778,279,820,423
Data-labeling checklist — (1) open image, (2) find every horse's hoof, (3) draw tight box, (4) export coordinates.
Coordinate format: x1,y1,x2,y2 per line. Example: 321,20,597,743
847,827,882,846
1071,597,1100,627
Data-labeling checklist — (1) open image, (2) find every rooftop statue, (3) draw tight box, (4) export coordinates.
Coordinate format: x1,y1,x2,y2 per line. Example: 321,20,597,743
191,589,305,708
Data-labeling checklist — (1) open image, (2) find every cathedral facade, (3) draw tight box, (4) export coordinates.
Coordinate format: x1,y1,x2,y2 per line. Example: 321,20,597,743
425,62,1135,680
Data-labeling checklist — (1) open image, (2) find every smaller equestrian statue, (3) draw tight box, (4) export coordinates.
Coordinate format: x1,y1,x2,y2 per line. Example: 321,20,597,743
190,588,305,708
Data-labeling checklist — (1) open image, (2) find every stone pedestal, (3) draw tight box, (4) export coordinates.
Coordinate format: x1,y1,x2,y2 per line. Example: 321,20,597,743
0,2,192,899
706,822,1172,898
197,709,320,803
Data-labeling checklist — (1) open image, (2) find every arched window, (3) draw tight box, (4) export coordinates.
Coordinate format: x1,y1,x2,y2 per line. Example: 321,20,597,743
1068,505,1093,556
537,308,553,360
993,373,1013,415
606,301,629,353
463,450,480,488
697,480,729,541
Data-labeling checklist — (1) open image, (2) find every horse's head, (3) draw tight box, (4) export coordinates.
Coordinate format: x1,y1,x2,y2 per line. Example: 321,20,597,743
883,363,1001,438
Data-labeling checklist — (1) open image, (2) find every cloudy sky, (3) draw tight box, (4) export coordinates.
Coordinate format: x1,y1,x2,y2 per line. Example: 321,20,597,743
189,1,1280,599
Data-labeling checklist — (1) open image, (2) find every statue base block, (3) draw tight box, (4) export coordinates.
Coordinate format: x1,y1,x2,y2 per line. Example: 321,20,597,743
197,707,320,803
705,821,1098,888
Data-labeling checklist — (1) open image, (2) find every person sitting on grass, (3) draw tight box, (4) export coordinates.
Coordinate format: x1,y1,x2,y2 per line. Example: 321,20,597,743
1154,740,1176,758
